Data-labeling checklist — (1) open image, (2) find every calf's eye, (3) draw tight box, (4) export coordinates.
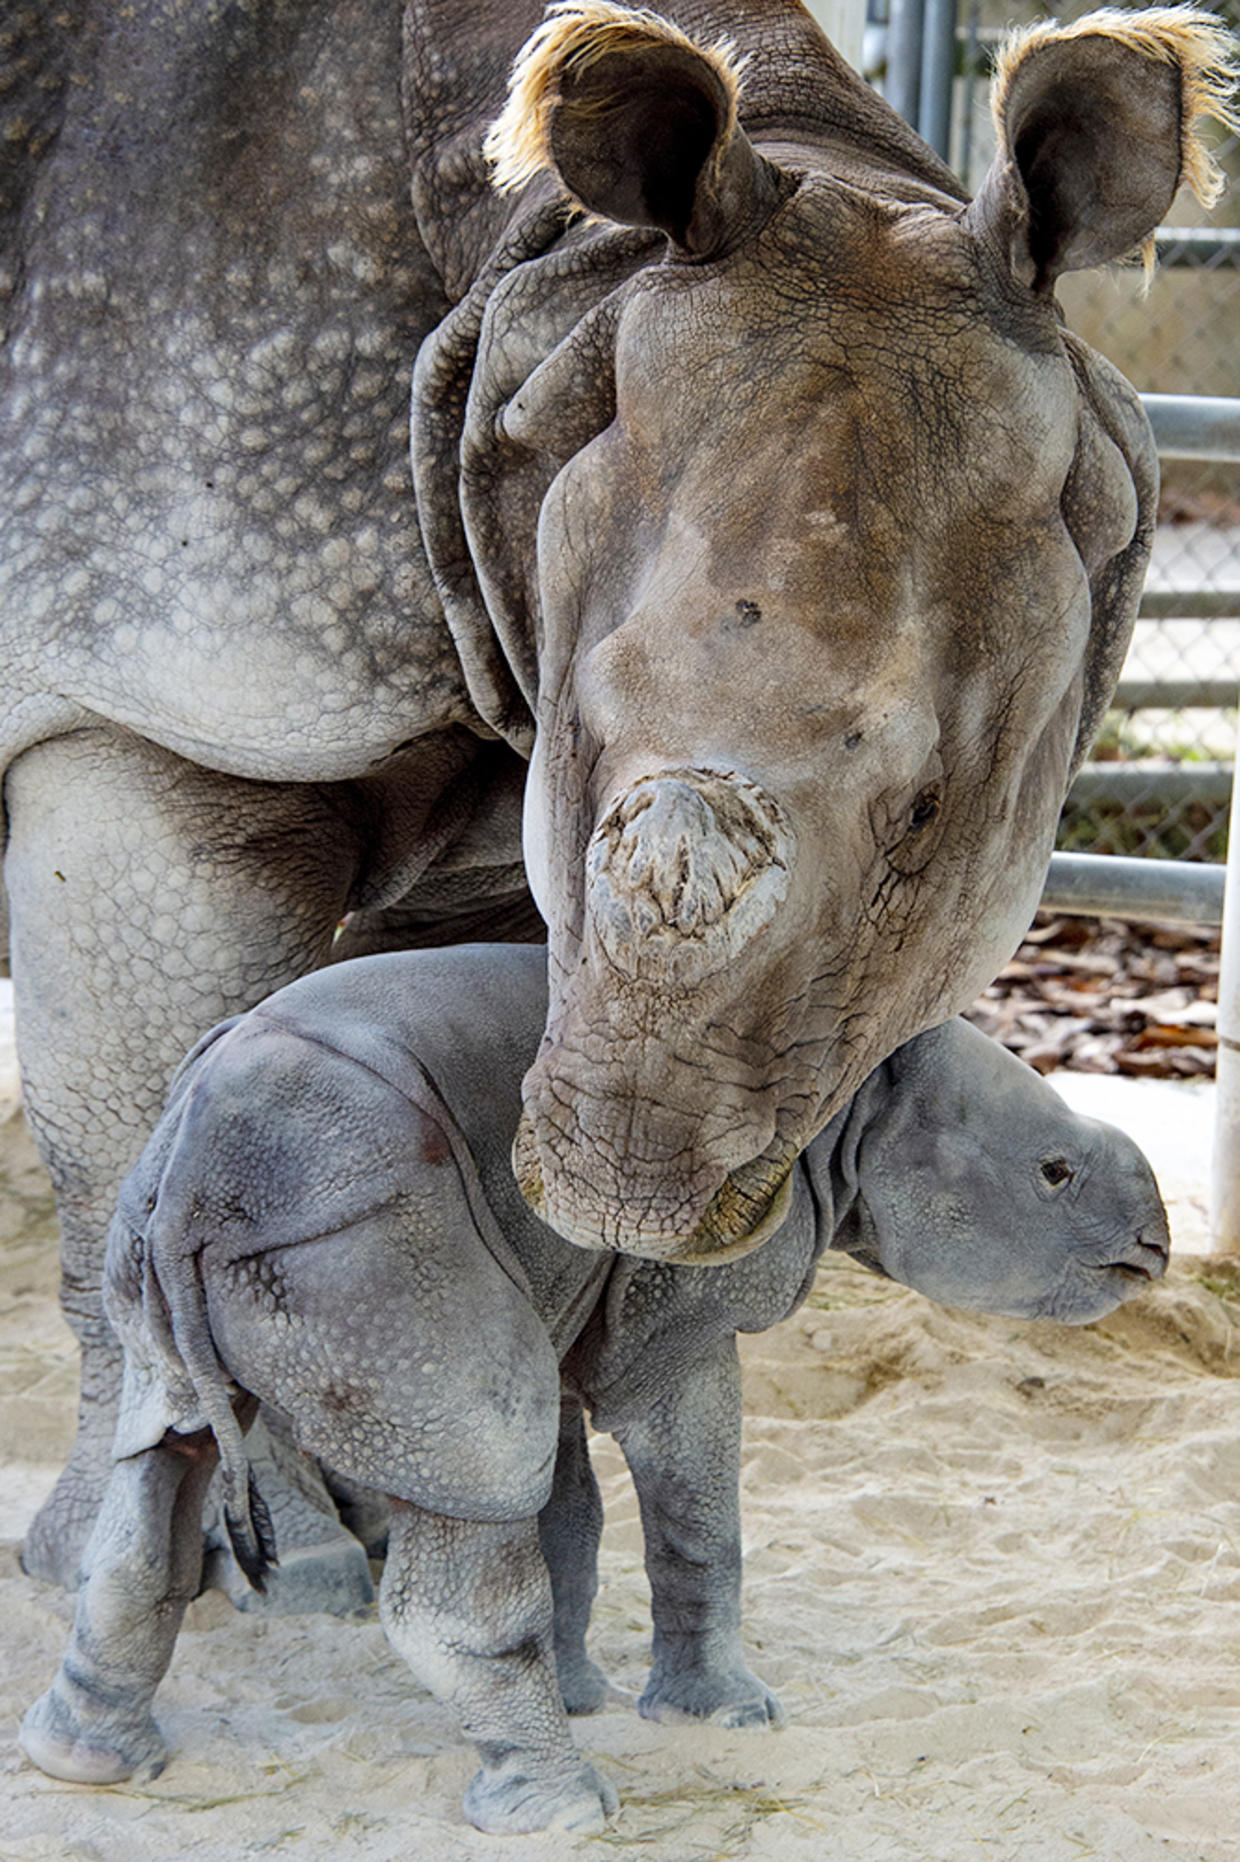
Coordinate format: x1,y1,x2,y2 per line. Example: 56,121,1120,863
1040,1157,1073,1187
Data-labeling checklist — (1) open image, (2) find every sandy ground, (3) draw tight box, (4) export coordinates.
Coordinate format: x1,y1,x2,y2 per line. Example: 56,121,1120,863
4,990,1240,1862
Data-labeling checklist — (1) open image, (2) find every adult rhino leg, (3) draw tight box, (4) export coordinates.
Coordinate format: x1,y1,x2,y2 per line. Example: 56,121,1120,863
539,1400,609,1715
330,738,544,959
613,1339,786,1729
21,1426,221,1785
380,1501,618,1835
4,726,367,1598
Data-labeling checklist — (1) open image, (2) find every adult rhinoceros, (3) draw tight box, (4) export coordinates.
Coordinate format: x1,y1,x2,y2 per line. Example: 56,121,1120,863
2,0,1232,1593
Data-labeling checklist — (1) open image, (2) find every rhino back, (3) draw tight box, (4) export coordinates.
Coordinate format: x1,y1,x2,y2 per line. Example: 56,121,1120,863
252,946,617,1323
1,0,468,783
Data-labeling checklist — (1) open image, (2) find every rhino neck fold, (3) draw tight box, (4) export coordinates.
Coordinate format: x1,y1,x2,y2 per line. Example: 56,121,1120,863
410,212,661,753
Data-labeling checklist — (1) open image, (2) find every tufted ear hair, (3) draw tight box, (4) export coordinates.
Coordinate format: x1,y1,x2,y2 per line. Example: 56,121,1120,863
484,0,780,258
969,6,1238,295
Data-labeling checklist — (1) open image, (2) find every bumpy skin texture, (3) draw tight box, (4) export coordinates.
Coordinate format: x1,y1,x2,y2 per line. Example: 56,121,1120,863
22,945,1169,1832
2,0,1222,1583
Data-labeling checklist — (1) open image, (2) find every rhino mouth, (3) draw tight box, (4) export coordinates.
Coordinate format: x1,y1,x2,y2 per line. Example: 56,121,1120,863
511,1112,800,1263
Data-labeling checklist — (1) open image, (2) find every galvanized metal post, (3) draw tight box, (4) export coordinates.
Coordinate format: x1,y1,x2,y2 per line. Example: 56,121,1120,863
919,0,957,162
1212,727,1240,1251
886,0,925,129
802,0,868,71
958,0,981,182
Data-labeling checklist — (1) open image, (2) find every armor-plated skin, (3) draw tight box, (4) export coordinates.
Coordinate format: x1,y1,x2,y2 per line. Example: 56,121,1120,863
1,1,1232,1587
20,944,1169,1834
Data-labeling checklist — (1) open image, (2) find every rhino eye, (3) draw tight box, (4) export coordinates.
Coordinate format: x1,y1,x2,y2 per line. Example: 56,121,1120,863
908,787,941,833
884,780,946,876
1040,1157,1074,1187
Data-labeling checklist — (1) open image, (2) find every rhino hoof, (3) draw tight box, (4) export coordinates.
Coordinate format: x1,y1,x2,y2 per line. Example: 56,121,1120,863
463,1756,619,1834
638,1670,787,1729
20,1689,167,1785
207,1536,376,1617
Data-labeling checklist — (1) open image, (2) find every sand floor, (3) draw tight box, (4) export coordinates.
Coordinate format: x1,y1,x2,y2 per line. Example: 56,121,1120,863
4,1074,1240,1861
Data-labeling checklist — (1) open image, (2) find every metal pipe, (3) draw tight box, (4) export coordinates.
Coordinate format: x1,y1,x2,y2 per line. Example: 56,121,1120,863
1212,724,1240,1250
1141,393,1240,463
1041,852,1223,925
885,0,925,128
1154,227,1240,266
1139,590,1240,621
918,0,957,161
1113,680,1240,711
958,0,981,181
1068,763,1234,806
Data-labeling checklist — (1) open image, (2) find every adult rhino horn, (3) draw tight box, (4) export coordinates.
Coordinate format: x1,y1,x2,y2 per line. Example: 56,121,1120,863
586,768,794,982
970,7,1238,294
484,0,782,258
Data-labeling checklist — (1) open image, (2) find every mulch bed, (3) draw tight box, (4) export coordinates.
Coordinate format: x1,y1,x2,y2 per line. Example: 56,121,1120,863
965,913,1221,1079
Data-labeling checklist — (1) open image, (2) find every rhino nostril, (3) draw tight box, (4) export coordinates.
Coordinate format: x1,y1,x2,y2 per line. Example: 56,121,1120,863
1109,1236,1169,1282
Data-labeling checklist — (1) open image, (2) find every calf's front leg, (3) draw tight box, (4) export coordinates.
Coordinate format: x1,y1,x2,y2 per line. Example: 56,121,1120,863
379,1499,618,1834
613,1338,786,1729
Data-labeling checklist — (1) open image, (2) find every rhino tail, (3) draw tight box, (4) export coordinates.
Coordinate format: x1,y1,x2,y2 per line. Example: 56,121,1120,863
222,1462,278,1594
156,1249,280,1594
145,1239,280,1596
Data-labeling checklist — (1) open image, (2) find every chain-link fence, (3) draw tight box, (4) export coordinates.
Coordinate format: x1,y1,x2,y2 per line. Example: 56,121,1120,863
874,0,1240,865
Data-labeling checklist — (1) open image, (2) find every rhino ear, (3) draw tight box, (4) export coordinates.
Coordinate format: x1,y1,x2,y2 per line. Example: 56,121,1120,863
484,1,778,258
970,7,1238,294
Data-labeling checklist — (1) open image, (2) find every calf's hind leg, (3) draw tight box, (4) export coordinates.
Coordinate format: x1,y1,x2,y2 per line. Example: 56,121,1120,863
380,1501,618,1834
21,1428,221,1784
539,1400,610,1714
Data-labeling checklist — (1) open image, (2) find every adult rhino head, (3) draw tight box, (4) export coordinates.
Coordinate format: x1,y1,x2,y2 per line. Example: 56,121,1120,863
415,3,1236,1262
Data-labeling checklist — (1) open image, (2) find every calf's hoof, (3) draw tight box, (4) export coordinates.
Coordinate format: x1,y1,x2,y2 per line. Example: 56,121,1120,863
463,1755,619,1834
558,1653,611,1715
639,1669,787,1730
20,1687,167,1785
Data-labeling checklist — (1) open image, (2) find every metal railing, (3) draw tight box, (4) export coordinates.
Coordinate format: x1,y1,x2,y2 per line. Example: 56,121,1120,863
1043,852,1225,926
1049,394,1240,893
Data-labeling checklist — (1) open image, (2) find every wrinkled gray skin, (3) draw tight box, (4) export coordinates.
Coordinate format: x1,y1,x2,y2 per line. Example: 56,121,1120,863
2,0,1209,1590
21,945,1169,1834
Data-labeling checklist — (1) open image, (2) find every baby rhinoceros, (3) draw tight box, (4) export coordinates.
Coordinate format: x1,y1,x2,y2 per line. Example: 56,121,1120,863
21,945,1168,1834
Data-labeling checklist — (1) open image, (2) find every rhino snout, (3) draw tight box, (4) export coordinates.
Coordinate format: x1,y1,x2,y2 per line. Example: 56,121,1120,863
585,768,794,981
1098,1216,1170,1287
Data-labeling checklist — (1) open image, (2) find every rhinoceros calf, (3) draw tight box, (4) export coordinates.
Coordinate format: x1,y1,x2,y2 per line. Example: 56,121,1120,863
21,945,1168,1833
